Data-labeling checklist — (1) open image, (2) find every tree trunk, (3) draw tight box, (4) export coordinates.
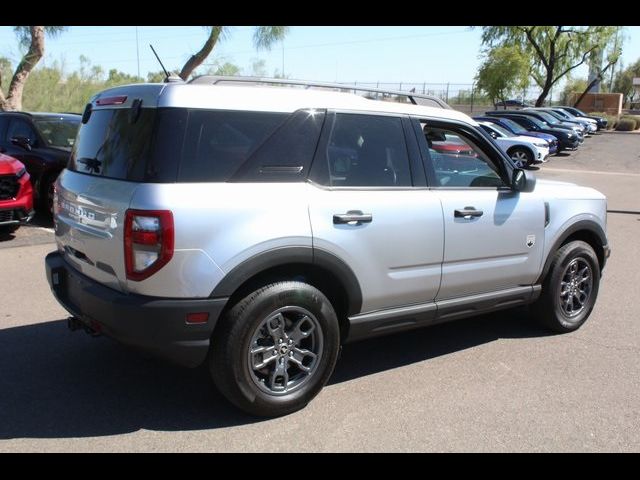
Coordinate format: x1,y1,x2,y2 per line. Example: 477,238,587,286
572,61,616,107
1,26,45,111
179,26,223,81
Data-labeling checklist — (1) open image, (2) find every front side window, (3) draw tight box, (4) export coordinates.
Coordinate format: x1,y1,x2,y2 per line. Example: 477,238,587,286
318,113,411,187
421,123,505,188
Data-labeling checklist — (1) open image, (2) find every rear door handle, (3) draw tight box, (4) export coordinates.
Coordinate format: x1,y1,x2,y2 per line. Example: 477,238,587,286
333,210,373,225
454,207,483,218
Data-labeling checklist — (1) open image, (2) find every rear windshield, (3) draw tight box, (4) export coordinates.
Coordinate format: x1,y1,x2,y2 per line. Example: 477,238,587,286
68,107,323,183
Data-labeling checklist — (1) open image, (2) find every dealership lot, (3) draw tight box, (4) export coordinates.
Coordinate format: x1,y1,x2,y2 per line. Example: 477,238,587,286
1,132,639,452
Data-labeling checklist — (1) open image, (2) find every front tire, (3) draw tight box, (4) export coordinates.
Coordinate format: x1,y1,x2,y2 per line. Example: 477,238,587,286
531,241,600,333
509,147,534,169
209,281,340,417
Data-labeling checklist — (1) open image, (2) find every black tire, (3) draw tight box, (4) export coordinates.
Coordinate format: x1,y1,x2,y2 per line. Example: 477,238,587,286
39,173,57,216
509,147,534,169
209,281,340,417
531,240,600,333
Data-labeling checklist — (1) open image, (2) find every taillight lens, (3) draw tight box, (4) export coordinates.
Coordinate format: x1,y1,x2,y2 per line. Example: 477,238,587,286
124,209,174,281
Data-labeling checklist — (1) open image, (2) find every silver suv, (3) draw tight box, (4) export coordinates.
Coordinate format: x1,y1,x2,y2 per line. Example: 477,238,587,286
45,78,610,417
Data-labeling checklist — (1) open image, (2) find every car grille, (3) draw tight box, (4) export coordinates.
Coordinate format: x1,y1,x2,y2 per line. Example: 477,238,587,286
0,210,15,223
0,175,19,200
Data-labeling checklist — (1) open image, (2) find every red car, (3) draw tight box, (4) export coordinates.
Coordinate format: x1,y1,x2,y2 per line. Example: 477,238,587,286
0,153,34,234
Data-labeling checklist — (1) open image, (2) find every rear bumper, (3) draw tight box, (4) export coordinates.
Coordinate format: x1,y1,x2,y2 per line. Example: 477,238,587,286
45,251,228,367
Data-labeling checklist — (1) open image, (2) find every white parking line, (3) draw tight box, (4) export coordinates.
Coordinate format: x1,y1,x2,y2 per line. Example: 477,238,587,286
36,227,54,233
543,168,640,177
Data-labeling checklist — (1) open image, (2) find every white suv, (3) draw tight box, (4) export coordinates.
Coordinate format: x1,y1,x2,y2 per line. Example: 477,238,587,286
45,77,610,416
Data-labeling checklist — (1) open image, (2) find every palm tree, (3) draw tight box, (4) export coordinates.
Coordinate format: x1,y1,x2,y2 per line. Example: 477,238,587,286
179,26,288,81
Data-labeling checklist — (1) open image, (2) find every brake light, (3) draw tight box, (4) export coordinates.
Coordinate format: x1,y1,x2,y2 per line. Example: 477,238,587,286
96,95,127,106
124,209,174,281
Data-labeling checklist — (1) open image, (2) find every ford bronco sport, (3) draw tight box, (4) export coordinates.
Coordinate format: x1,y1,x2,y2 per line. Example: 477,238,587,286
45,78,610,417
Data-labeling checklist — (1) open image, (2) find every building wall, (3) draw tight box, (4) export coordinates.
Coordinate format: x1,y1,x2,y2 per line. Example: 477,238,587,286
568,92,623,115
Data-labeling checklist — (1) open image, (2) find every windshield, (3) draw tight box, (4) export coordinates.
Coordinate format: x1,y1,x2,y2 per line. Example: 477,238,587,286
487,123,512,137
498,118,527,134
34,117,80,149
552,109,571,119
533,111,560,124
518,116,545,128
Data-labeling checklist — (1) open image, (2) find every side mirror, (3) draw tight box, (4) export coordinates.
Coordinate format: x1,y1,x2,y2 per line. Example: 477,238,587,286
512,168,536,192
11,136,33,151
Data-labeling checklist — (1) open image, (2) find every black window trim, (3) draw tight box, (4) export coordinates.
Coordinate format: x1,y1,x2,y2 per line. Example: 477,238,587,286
409,116,515,190
307,109,421,190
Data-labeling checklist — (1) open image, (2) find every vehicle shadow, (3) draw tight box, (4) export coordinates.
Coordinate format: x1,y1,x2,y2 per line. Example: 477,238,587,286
24,211,53,229
0,230,17,242
0,308,550,439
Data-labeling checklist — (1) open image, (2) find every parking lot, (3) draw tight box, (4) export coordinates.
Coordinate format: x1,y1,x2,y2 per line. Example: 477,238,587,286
1,131,639,452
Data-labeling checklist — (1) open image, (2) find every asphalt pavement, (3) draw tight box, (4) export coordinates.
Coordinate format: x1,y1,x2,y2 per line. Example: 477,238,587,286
1,131,638,452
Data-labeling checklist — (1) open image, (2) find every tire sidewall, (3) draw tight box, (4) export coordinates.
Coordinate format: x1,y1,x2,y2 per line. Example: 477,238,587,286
217,282,339,416
548,242,600,331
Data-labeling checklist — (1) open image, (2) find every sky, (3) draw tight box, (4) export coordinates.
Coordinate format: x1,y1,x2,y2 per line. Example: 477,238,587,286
1,26,639,91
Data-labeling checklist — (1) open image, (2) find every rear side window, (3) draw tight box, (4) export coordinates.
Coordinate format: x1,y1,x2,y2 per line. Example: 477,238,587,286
230,109,325,182
178,110,287,182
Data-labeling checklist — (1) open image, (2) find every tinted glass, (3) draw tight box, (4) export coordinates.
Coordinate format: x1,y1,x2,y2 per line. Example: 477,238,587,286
320,113,411,187
230,109,325,182
178,110,287,182
0,117,8,142
421,123,505,188
498,118,527,134
69,108,156,180
34,117,80,148
7,119,37,144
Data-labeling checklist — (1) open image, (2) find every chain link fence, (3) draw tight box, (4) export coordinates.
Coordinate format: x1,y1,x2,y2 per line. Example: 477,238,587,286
339,81,564,114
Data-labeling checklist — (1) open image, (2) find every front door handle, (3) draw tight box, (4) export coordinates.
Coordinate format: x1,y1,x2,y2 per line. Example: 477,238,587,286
333,210,373,225
454,207,483,219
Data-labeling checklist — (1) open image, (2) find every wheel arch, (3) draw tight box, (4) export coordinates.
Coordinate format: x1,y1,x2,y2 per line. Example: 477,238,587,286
210,247,363,342
506,144,535,160
537,220,607,284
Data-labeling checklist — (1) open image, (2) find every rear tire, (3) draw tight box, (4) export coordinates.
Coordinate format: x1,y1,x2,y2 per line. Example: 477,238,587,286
531,240,600,333
209,281,340,417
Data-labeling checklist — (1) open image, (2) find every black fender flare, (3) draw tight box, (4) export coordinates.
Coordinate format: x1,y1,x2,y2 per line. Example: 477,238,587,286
537,220,607,283
209,246,363,316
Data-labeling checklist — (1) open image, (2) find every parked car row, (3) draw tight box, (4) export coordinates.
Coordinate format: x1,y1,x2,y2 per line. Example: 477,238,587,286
469,106,609,169
0,111,81,234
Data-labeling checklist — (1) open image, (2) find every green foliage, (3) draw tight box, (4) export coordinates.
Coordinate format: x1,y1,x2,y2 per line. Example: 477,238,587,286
479,26,620,106
588,112,618,130
615,118,636,131
475,46,530,106
21,57,144,113
613,58,640,106
252,27,289,50
561,77,587,104
13,26,66,47
620,115,640,129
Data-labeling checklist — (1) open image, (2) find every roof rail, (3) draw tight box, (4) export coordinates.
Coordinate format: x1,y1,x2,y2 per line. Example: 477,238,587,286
188,75,452,109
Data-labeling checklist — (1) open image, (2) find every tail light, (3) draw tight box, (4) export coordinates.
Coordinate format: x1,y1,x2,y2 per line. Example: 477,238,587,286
124,209,174,281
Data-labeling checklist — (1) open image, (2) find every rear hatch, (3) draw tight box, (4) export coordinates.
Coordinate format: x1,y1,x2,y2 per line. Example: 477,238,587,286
55,85,165,293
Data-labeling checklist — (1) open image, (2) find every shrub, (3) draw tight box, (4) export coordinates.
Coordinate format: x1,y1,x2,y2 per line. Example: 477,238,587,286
589,112,619,130
620,115,640,130
615,118,636,131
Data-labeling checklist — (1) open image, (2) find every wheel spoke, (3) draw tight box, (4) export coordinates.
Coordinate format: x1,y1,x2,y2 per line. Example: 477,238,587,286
250,345,277,370
289,347,317,373
270,358,290,391
288,315,315,344
266,313,287,342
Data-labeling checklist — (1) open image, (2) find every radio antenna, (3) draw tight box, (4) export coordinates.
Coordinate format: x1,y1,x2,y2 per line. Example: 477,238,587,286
149,44,169,79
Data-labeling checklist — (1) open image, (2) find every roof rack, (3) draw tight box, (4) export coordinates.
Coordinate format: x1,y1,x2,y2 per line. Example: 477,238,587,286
188,75,452,109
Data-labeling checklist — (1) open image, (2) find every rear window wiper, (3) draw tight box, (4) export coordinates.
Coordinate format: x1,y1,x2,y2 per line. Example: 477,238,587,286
76,157,102,174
